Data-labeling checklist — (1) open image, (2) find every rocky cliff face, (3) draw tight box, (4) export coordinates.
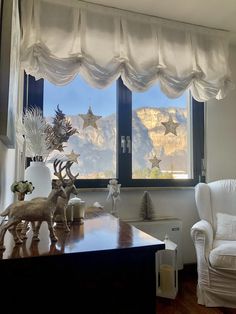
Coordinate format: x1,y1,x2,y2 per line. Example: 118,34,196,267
133,107,188,174
47,107,188,178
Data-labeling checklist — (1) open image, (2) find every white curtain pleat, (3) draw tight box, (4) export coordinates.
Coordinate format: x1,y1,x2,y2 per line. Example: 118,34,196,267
20,0,234,101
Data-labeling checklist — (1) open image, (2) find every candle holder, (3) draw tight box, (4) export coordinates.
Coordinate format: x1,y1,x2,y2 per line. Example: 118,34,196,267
67,197,86,224
156,235,178,299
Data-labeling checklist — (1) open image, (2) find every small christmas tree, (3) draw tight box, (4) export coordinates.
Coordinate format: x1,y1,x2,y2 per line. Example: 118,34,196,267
45,105,77,152
140,191,155,220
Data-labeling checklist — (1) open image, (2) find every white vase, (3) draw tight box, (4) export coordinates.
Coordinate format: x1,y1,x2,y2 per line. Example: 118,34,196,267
24,161,52,200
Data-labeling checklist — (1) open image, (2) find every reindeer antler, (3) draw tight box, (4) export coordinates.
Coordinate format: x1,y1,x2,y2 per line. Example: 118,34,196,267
65,161,79,182
53,159,67,184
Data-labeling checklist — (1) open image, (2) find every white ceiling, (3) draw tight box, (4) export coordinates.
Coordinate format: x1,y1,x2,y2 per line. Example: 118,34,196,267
86,0,236,44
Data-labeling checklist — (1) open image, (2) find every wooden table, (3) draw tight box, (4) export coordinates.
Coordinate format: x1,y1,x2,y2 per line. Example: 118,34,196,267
0,213,164,313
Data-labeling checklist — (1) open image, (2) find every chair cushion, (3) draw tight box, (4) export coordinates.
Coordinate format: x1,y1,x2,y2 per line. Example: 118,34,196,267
215,213,236,240
209,241,236,270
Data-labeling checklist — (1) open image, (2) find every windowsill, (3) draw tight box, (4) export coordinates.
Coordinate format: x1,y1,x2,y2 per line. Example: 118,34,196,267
78,186,195,192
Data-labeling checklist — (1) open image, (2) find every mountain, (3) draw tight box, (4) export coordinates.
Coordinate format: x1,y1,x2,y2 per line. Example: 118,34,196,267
133,107,188,175
47,107,188,179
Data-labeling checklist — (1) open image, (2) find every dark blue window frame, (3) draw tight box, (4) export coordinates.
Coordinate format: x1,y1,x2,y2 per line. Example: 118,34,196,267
24,73,204,188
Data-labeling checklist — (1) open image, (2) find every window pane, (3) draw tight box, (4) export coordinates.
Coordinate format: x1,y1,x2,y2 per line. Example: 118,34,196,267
43,76,116,179
132,85,191,179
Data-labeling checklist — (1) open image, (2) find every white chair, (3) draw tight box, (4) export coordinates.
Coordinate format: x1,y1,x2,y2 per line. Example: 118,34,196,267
191,179,236,308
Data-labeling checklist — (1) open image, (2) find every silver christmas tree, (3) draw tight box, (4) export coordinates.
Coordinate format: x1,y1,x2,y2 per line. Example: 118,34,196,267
140,191,155,220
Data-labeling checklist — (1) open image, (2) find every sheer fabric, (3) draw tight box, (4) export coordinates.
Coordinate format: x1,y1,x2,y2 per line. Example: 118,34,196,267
20,0,233,101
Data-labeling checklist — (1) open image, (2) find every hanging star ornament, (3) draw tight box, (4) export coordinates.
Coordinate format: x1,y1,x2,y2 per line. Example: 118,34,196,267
161,115,180,136
79,106,102,129
149,155,161,169
66,150,80,163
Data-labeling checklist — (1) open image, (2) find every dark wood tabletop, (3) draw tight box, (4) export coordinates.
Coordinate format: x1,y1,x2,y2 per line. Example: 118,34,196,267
0,212,164,260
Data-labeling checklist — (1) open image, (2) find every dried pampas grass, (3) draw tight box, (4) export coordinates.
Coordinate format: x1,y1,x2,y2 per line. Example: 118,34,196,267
16,108,50,161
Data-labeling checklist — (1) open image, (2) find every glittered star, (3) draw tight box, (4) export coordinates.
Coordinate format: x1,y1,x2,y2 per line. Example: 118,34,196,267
149,155,161,168
66,150,80,163
161,115,180,136
79,106,102,129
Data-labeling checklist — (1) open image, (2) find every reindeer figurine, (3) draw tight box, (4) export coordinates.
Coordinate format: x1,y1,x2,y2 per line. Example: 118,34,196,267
18,159,79,239
52,159,79,232
0,182,66,250
33,159,79,236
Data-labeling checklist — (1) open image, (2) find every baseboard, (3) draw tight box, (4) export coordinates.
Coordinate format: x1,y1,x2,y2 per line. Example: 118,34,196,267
181,263,197,277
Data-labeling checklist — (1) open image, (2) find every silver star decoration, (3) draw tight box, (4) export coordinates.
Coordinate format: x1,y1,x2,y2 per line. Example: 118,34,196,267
79,106,102,129
66,150,80,163
161,115,180,136
149,155,161,169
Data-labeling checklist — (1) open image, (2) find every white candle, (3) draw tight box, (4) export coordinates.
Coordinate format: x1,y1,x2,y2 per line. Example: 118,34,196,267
67,198,85,223
160,264,175,294
73,202,85,219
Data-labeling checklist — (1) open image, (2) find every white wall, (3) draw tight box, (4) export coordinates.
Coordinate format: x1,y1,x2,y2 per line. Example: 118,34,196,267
0,142,16,211
206,45,236,182
0,0,21,211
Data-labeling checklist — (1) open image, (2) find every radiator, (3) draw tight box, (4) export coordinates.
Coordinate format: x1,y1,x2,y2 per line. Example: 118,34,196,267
126,218,183,270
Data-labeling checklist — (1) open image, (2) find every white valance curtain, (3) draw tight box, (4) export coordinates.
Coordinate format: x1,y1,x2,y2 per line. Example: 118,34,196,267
20,0,233,101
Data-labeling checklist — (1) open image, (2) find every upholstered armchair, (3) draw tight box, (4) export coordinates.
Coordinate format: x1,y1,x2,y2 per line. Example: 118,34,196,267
191,179,236,308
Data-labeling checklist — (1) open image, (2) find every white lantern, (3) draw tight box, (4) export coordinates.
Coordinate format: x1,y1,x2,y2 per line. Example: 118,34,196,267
156,234,178,299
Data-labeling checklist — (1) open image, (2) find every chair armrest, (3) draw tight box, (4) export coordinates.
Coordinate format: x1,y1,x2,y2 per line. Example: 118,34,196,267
191,220,213,265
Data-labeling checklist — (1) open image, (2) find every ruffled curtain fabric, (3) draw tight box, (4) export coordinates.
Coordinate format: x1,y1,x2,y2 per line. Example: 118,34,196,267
20,0,233,101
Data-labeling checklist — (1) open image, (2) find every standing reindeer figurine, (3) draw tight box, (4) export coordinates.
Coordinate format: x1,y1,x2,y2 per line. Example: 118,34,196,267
53,159,79,232
20,159,79,239
0,183,66,250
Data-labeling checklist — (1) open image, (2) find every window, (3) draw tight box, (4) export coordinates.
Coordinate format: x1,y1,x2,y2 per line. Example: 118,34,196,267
44,76,117,180
24,74,204,188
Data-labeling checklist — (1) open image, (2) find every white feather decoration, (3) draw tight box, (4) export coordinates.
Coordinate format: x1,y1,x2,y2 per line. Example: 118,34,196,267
16,108,50,161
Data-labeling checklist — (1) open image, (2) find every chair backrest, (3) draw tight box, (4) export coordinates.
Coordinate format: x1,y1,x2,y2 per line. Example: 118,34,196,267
195,179,236,231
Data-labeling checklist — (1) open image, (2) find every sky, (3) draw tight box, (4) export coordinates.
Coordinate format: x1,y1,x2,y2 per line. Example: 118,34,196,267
43,75,187,117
